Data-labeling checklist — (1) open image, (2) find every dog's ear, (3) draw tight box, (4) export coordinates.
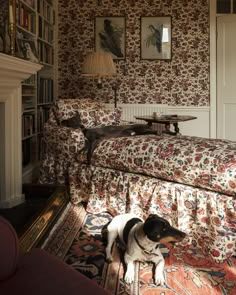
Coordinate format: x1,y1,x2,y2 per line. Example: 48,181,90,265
147,214,158,219
146,214,162,221
143,218,165,242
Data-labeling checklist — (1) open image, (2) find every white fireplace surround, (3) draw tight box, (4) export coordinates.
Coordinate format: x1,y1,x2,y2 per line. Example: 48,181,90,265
0,53,42,208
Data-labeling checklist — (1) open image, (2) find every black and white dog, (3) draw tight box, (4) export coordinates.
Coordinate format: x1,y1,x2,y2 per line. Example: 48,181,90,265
103,213,186,286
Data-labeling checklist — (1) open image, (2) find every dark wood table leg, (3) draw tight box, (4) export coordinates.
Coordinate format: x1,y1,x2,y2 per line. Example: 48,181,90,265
165,123,171,132
173,122,180,134
162,122,177,135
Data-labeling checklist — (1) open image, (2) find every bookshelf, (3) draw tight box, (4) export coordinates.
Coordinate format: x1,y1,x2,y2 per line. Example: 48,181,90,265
13,0,56,182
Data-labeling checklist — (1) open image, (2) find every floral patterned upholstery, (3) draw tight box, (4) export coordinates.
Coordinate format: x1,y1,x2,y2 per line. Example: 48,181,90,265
39,99,236,262
39,99,122,184
69,163,236,262
91,134,236,196
95,108,123,127
55,98,103,128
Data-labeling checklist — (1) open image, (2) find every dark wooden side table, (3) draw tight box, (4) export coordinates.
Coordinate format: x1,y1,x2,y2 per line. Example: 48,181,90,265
135,115,197,135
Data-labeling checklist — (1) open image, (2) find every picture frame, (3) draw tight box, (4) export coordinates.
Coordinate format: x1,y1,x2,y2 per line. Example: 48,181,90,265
95,16,125,60
16,38,38,63
140,16,172,60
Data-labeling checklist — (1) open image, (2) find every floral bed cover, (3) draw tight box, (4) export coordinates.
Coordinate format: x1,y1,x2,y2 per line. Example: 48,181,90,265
90,134,236,197
68,134,236,262
69,162,236,263
39,121,236,262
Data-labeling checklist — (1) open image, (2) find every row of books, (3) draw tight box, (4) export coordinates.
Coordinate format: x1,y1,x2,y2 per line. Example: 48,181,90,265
38,16,54,44
37,106,50,132
38,78,53,103
22,0,36,10
22,97,35,111
38,40,54,64
22,114,35,138
22,86,35,95
16,2,36,34
37,0,54,24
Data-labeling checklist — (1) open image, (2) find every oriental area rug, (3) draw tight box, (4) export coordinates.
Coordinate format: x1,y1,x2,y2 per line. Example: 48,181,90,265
42,203,236,295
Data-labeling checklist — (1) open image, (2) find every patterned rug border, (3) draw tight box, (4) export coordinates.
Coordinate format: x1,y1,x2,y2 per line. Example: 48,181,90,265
42,203,87,259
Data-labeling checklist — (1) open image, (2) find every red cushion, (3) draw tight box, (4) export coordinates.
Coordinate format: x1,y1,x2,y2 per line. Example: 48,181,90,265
0,216,19,281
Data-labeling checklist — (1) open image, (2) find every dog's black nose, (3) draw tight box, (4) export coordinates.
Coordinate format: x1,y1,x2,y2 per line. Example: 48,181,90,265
181,231,186,237
177,230,187,240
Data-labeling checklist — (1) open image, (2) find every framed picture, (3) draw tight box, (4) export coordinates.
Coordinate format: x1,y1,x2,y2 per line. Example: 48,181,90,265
95,16,125,60
141,16,172,60
16,38,38,63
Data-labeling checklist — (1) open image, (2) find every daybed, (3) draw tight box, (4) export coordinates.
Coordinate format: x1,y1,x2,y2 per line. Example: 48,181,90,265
39,98,236,263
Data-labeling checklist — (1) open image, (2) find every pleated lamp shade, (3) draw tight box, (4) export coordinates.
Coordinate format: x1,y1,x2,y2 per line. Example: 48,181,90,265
81,52,116,77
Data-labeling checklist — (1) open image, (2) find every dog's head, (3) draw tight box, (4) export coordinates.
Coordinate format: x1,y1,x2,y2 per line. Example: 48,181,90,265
143,214,186,244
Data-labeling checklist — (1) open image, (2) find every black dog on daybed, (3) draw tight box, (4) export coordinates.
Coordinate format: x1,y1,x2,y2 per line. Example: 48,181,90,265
84,124,158,162
60,111,158,162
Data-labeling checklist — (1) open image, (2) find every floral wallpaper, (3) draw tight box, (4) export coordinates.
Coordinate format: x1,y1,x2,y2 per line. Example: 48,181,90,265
57,0,209,106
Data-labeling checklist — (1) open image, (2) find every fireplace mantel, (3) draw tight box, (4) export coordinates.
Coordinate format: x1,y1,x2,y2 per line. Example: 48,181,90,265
0,53,42,208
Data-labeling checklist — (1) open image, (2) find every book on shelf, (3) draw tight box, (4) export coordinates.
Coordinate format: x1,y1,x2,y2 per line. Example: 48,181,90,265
24,0,36,9
38,40,53,64
22,97,35,110
16,1,36,33
37,0,54,24
38,77,53,103
22,113,35,138
38,106,50,133
22,87,35,95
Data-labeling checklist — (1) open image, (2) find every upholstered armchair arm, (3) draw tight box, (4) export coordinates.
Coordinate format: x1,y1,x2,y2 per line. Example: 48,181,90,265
43,124,86,155
39,124,87,184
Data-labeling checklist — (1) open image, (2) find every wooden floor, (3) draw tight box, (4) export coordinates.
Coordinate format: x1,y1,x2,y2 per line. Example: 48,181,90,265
0,184,63,235
0,189,49,235
0,184,69,252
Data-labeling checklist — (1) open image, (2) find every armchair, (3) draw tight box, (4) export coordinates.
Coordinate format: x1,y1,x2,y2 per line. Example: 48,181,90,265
39,98,122,185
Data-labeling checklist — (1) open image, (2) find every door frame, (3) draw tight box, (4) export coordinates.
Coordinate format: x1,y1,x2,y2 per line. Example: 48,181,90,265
210,0,217,138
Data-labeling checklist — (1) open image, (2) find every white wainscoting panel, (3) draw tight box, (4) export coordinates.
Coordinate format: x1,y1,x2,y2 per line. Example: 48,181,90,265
167,106,210,138
104,104,210,138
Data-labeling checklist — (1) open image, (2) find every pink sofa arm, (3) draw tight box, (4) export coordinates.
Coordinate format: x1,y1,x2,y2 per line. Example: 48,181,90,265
0,216,111,295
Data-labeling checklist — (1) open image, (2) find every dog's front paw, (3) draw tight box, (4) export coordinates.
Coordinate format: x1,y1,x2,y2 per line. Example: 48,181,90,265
124,268,134,284
154,272,165,286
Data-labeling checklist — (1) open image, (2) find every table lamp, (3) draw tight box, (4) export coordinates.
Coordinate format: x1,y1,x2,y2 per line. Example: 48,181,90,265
81,51,116,89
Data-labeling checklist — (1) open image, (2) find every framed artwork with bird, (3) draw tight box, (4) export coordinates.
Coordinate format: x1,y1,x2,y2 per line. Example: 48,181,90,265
141,16,172,60
95,16,125,60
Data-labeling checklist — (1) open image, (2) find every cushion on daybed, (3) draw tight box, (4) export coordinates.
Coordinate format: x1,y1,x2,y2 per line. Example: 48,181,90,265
49,98,123,130
95,107,122,127
55,98,103,128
